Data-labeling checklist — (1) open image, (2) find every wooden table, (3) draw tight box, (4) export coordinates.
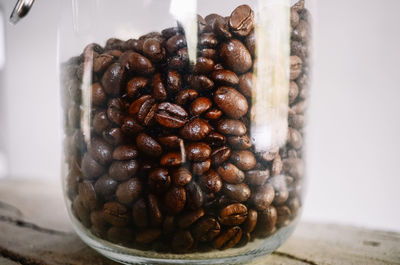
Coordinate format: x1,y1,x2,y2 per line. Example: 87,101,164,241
0,179,399,265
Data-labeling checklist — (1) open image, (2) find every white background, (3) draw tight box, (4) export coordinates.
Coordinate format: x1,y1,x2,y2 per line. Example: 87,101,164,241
0,0,399,232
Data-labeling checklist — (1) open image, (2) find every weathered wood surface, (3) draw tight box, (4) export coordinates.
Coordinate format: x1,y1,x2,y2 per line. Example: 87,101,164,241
0,179,399,265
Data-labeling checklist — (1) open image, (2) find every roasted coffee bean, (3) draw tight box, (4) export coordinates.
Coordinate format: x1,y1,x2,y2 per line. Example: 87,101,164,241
199,170,222,193
288,197,301,217
107,226,134,245
88,137,113,166
186,142,212,162
197,14,207,33
158,135,182,150
160,152,184,167
214,87,248,119
190,97,212,117
126,77,148,98
185,181,204,210
291,100,307,114
291,8,300,28
172,230,194,252
112,145,138,160
199,33,218,48
213,226,242,250
289,81,299,104
256,206,277,236
219,39,252,74
192,217,221,242
291,40,308,59
152,73,167,101
81,153,105,180
269,175,289,205
105,38,125,50
250,184,275,211
121,116,144,136
176,89,198,105
164,186,186,215
258,147,279,162
73,196,91,227
205,132,226,147
288,128,303,149
90,210,108,237
148,168,171,194
289,113,305,129
78,181,98,211
276,206,292,227
106,49,123,57
211,69,239,86
101,62,126,96
148,194,163,227
290,55,303,80
245,30,256,57
107,98,124,126
229,5,254,37
93,110,111,134
191,159,211,176
119,51,155,75
218,163,245,184
227,135,252,150
143,38,165,62
217,119,247,136
223,183,251,202
242,209,257,233
180,118,211,141
193,57,215,74
168,48,189,69
178,209,205,229
136,228,162,244
129,95,155,124
204,13,222,32
132,198,148,228
213,16,232,39
292,19,310,43
238,72,253,98
200,48,217,60
156,102,188,128
91,83,107,106
166,70,182,92
109,160,139,181
136,133,162,157
211,146,231,166
172,167,192,186
282,158,304,179
186,75,214,91
204,108,223,120
103,202,130,227
166,35,186,54
219,203,248,226
116,178,142,205
93,54,113,74
103,127,124,146
230,150,256,171
246,170,270,186
94,174,118,198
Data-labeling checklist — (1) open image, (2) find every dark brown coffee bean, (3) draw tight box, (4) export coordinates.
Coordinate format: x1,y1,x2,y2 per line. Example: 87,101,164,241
129,95,155,125
185,181,204,210
218,163,245,184
172,230,194,252
103,202,130,227
176,89,198,105
105,38,124,50
90,210,108,235
246,170,270,186
94,174,118,198
116,178,142,205
211,146,231,166
126,77,148,98
200,48,217,60
107,226,134,245
166,35,186,54
148,194,163,227
148,168,171,194
121,116,144,136
199,170,222,193
164,186,186,215
256,206,277,236
229,4,254,37
197,14,207,33
288,128,303,149
178,209,205,229
199,33,218,48
204,109,223,120
242,209,257,233
156,102,188,128
211,70,239,86
227,135,252,150
136,133,162,157
143,38,165,62
91,83,107,106
190,97,212,117
219,39,252,74
158,135,182,150
290,55,303,80
258,146,279,162
93,54,113,73
219,203,248,226
192,217,221,242
193,57,215,74
217,119,247,136
245,30,256,57
132,198,148,228
106,98,124,126
213,226,242,250
276,206,292,227
205,132,226,147
250,184,275,211
238,72,253,98
101,62,126,96
282,158,304,179
213,16,232,39
230,150,256,170
93,110,111,134
223,183,251,202
112,145,138,160
78,181,98,211
88,137,113,166
214,87,248,119
191,159,211,176
106,49,123,57
160,152,184,167
168,48,189,69
72,196,91,227
119,51,155,75
185,142,212,162
186,75,214,91
109,160,139,181
103,127,124,146
172,167,192,186
166,70,182,92
136,228,162,244
180,118,211,141
152,73,167,101
81,153,105,180
204,13,222,32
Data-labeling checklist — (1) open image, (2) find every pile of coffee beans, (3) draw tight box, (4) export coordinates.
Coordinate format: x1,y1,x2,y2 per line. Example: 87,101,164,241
61,1,310,253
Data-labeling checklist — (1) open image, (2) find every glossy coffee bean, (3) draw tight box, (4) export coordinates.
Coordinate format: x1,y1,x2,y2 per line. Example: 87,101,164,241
245,30,256,57
217,163,245,184
246,170,270,186
213,226,242,250
238,72,253,98
106,98,124,126
276,206,292,227
172,167,192,186
87,137,113,166
211,146,231,166
81,153,105,180
185,181,204,210
116,178,143,205
205,132,226,147
180,118,211,141
211,69,239,86
101,62,126,96
136,133,162,157
129,95,156,125
229,4,254,37
190,97,212,116
214,87,248,119
156,102,188,128
166,70,182,92
178,209,205,229
230,150,256,171
73,196,91,227
143,38,165,62
92,110,111,134
199,170,222,193
119,51,155,75
212,16,232,39
256,206,277,236
219,39,252,74
176,89,199,105
204,108,223,120
157,135,182,150
109,160,139,181
192,217,221,242
185,142,212,162
223,183,251,202
227,135,252,150
217,119,247,136
193,57,215,74
160,152,184,167
121,116,144,136
164,186,186,215
95,174,118,198
219,203,248,226
91,83,107,106
250,184,275,211
186,75,214,91
200,48,217,60
199,33,218,48
112,145,138,160
103,127,124,146
166,35,186,54
90,210,108,237
103,202,130,227
152,73,167,101
93,54,113,74
126,77,148,98
148,168,171,194
78,181,98,211
191,159,211,176
242,209,257,233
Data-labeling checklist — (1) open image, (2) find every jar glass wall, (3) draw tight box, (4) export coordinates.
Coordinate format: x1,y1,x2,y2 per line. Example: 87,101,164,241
59,0,311,264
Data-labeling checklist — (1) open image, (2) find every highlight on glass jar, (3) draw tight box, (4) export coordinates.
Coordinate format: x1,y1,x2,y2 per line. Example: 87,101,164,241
60,0,311,263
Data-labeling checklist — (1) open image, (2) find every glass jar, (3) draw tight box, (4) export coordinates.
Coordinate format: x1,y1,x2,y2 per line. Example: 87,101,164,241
59,0,311,264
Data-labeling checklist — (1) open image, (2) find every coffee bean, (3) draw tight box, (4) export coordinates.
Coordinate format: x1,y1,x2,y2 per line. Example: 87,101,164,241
192,217,221,242
178,209,205,229
227,135,252,150
269,175,289,205
109,160,139,181
290,55,303,80
242,209,257,233
103,202,130,227
217,119,247,136
88,137,113,166
90,210,108,237
186,181,204,210
211,69,239,86
176,89,199,105
126,77,148,98
119,51,155,75
143,38,165,62
116,178,142,205
213,16,232,39
162,215,175,235
289,113,305,129
282,158,304,179
205,132,226,147
193,57,215,74
112,145,138,160
197,14,207,33
289,81,299,104
200,48,217,60
213,226,242,250
164,187,186,215
160,152,184,167
156,102,188,128
288,197,301,217
93,110,111,134
223,183,251,202
136,133,162,157
250,184,275,211
166,35,186,54
101,62,126,96
129,95,156,126
172,167,192,186
166,70,182,92
93,54,113,74
229,5,254,37
218,163,245,184
172,230,194,252
214,87,248,119
199,33,218,48
204,108,223,120
148,194,163,227
288,128,303,149
106,98,125,126
78,181,98,211
199,170,222,193
191,159,211,176
132,198,148,228
246,170,270,186
292,20,310,43
81,153,105,180
219,203,248,226
219,39,252,74
148,168,171,194
190,97,212,116
72,196,91,227
91,83,107,106
186,142,212,162
186,75,214,91
230,150,256,170
258,147,279,162
256,206,277,236
211,146,231,166
168,48,189,69
94,174,118,198
180,118,211,141
276,206,292,227
107,226,134,245
136,228,162,244
103,127,124,146
152,73,167,101
238,72,253,98
121,116,144,136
